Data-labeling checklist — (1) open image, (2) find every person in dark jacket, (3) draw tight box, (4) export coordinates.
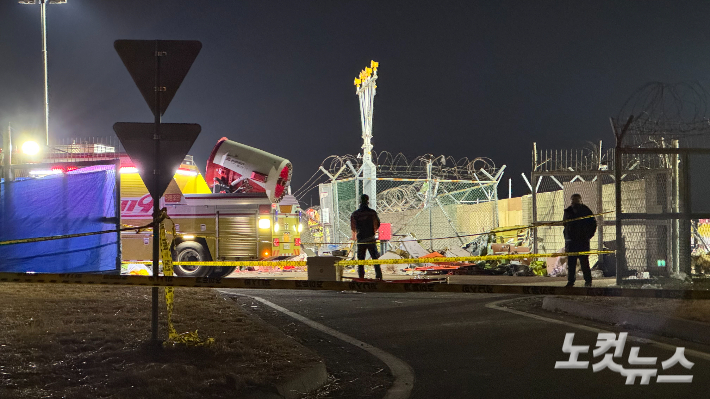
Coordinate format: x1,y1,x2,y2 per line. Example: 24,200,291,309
563,193,597,287
350,194,382,280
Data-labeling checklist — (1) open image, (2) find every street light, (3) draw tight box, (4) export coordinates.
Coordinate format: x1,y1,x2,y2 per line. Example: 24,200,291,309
21,141,40,156
19,0,68,147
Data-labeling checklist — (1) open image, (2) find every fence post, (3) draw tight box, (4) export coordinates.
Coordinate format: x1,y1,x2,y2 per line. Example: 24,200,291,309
597,171,604,270
532,143,538,255
613,119,625,285
680,152,692,275
672,140,680,274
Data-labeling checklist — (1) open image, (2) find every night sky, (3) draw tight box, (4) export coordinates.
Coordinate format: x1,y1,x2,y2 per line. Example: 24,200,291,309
2,0,710,199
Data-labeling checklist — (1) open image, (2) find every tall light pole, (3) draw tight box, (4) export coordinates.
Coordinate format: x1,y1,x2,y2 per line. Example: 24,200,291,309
19,0,67,146
2,124,13,182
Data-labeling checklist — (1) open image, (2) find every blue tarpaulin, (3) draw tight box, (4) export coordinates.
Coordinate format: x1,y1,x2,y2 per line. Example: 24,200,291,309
0,166,119,273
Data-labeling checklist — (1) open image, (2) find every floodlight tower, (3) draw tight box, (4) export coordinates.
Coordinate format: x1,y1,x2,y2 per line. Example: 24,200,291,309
19,0,67,146
354,60,379,210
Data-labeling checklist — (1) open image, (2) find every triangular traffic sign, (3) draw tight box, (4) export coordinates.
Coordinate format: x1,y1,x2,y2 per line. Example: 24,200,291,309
114,40,202,117
113,122,201,199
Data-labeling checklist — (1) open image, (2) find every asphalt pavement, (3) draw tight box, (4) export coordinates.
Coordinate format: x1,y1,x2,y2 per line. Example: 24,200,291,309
222,289,710,399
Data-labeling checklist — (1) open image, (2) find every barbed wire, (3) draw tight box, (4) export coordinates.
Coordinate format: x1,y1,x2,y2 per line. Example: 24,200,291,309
615,81,710,148
321,151,498,180
294,151,500,205
376,181,425,213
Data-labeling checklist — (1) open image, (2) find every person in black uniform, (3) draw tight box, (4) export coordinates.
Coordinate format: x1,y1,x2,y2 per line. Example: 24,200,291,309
563,193,597,287
350,194,382,280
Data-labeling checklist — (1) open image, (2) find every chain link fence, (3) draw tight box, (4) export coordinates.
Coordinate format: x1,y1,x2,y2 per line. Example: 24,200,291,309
610,82,710,280
532,172,609,271
531,144,678,279
293,152,505,254
314,177,499,253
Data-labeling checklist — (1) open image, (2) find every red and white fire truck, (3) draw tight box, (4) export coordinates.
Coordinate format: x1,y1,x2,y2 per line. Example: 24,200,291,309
29,137,302,278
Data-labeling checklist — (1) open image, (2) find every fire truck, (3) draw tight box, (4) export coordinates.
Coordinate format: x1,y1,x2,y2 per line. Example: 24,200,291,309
34,138,302,278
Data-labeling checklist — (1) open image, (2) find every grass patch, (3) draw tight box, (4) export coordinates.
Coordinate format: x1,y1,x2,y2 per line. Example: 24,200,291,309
0,284,320,398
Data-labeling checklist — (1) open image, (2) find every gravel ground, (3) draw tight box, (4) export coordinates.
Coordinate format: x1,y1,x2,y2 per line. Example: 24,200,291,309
0,284,321,399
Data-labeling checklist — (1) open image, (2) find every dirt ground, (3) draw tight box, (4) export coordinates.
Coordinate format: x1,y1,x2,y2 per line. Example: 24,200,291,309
562,296,710,324
0,284,321,399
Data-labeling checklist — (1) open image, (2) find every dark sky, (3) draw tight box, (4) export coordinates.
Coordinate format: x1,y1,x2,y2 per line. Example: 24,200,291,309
2,0,710,198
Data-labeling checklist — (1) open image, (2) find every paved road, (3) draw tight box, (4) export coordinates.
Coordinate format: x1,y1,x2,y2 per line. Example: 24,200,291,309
223,289,710,398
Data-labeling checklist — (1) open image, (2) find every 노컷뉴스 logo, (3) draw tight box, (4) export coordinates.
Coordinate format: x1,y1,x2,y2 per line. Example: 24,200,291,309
555,332,693,385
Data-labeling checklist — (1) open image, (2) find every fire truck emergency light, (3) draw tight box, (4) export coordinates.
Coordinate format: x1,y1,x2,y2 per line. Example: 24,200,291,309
205,137,292,203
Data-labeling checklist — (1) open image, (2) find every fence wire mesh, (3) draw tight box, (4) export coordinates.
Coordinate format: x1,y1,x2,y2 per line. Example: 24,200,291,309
532,172,609,271
533,140,693,279
617,170,676,277
297,152,504,254
317,178,499,253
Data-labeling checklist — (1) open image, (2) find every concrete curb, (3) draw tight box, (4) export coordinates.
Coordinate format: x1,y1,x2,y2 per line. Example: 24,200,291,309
242,361,328,399
274,361,329,399
217,290,329,398
542,296,710,346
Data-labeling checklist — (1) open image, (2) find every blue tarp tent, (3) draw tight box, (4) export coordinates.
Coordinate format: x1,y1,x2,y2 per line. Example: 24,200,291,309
0,166,119,273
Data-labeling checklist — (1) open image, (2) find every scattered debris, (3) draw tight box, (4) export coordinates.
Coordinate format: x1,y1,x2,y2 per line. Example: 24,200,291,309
398,234,430,258
379,252,408,274
463,235,488,256
444,247,471,258
123,264,151,276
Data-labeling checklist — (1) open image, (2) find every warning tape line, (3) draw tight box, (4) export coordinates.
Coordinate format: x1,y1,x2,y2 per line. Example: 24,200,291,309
0,222,155,246
0,209,177,247
174,260,307,267
303,211,613,246
173,261,308,267
333,250,613,266
144,250,611,267
159,217,213,346
124,260,308,267
0,272,708,299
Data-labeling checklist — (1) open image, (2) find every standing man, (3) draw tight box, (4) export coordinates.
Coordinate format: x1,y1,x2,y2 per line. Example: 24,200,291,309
351,194,383,280
563,193,597,287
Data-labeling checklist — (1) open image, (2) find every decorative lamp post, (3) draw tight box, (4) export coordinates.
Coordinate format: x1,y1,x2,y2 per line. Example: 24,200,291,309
354,60,379,210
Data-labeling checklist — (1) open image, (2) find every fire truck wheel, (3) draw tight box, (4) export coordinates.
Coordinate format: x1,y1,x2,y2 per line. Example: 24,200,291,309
207,266,236,278
173,242,210,277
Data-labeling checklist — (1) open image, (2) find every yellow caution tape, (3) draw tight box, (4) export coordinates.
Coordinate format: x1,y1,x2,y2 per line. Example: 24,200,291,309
0,218,163,247
158,212,213,347
123,250,610,268
123,260,308,267
1,271,709,300
175,261,308,267
303,211,614,246
335,250,614,266
0,222,154,246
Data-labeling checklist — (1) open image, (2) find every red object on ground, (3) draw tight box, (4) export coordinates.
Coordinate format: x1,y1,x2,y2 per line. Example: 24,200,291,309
420,252,444,258
348,278,446,283
378,223,392,240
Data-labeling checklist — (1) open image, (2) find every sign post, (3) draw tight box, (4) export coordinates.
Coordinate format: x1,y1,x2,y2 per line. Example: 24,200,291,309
114,39,202,342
